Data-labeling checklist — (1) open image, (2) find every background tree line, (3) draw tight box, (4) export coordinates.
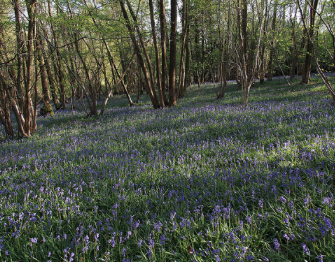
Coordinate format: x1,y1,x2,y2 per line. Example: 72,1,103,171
0,0,334,139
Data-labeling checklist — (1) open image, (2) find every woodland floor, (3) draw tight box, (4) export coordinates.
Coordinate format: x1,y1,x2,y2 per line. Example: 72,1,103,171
0,76,335,261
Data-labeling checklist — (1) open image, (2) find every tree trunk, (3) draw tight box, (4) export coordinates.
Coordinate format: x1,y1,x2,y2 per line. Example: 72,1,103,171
301,0,319,84
267,3,277,81
0,80,14,139
168,0,178,106
125,0,160,106
23,0,38,136
42,42,60,108
158,0,169,105
74,36,97,116
36,34,54,116
100,53,136,115
13,0,24,110
149,0,165,107
178,0,189,98
119,0,160,108
48,0,66,109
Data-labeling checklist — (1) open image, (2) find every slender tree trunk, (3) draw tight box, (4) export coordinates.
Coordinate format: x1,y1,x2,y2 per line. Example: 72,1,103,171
267,2,277,81
125,0,160,105
168,0,178,106
36,34,54,116
178,0,189,98
301,0,319,84
74,36,97,115
290,18,299,80
237,0,265,107
216,0,227,99
23,0,38,136
184,32,191,89
103,40,134,106
119,0,160,108
42,43,60,108
40,26,62,109
48,0,66,109
0,82,14,139
13,0,24,110
158,0,169,105
100,53,136,115
149,0,165,107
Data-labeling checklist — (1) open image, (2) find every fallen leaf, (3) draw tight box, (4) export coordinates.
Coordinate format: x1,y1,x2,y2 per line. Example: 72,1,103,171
187,245,194,254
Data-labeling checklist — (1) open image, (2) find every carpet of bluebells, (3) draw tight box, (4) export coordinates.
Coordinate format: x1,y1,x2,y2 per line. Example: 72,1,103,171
0,78,335,261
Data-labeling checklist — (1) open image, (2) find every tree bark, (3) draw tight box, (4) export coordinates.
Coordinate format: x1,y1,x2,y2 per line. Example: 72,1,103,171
267,2,277,81
13,0,24,110
48,0,66,109
158,0,169,105
301,0,319,84
149,0,165,107
36,33,54,116
168,0,178,106
0,78,14,139
23,0,38,136
42,42,60,108
178,0,189,98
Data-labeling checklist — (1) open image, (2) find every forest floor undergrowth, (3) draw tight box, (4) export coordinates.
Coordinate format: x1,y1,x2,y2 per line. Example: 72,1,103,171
0,77,335,261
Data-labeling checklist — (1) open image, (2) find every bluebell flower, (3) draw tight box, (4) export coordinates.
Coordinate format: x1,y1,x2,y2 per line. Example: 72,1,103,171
273,238,280,251
31,238,38,244
138,239,143,247
301,243,310,255
280,196,287,204
259,199,263,208
317,254,324,262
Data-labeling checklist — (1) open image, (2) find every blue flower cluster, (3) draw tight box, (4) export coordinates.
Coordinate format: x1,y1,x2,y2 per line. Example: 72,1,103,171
0,83,334,260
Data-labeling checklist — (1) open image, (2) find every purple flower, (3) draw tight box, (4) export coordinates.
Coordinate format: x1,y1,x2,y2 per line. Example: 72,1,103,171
322,197,333,207
304,194,311,206
302,243,310,255
31,238,38,244
138,239,143,247
148,235,154,248
69,252,75,262
283,218,289,227
273,238,280,251
108,237,116,247
134,220,140,229
122,248,127,257
280,196,287,204
246,216,252,224
317,254,324,262
259,199,263,208
160,234,167,245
